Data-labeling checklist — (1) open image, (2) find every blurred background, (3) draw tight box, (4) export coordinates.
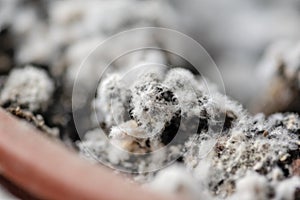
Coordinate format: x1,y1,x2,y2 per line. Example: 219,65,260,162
1,0,300,113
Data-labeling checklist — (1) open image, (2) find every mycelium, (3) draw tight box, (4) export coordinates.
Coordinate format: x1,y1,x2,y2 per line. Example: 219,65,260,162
78,65,300,199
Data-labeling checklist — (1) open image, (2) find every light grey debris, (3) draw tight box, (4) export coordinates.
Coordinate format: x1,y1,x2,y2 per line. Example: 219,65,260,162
0,65,54,111
95,74,131,128
274,176,300,200
78,128,131,166
77,128,109,163
229,172,269,200
148,165,212,200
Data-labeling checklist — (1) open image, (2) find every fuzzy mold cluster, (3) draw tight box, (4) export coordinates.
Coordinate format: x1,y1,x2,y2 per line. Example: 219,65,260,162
79,66,300,199
0,65,54,111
